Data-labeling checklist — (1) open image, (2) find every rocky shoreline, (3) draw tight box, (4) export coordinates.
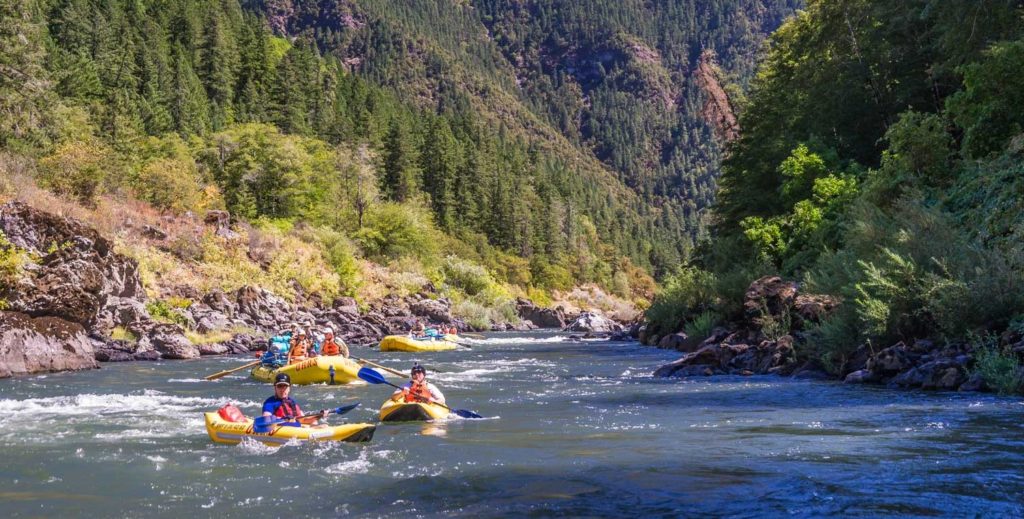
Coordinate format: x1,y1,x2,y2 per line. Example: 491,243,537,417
638,276,991,392
0,202,623,378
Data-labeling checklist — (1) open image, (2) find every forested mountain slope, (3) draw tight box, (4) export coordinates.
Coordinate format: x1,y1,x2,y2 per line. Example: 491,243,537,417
644,0,1024,392
243,0,800,274
1,0,796,330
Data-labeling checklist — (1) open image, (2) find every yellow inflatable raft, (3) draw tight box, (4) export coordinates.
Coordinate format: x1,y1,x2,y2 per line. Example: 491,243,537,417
379,335,458,352
379,399,451,422
250,355,363,385
204,412,375,445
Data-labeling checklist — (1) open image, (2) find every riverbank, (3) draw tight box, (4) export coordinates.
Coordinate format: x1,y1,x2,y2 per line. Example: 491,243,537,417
639,275,996,393
0,197,636,378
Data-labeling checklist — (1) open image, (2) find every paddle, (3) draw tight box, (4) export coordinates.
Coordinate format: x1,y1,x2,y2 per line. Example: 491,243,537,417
352,357,406,378
460,332,486,339
253,402,361,431
204,360,261,381
357,367,483,419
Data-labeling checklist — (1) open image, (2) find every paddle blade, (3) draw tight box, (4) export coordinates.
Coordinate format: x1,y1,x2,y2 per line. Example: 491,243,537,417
357,367,387,385
332,402,360,415
452,409,484,419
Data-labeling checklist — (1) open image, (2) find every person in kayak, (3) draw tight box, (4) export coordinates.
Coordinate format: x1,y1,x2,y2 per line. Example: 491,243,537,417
320,327,349,357
391,364,446,405
262,374,325,426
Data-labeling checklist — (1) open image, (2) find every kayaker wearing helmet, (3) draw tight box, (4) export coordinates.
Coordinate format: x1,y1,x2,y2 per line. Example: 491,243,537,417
320,327,349,357
391,364,446,405
262,374,325,425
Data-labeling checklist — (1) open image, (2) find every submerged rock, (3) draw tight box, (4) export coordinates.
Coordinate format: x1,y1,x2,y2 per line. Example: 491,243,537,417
0,311,98,377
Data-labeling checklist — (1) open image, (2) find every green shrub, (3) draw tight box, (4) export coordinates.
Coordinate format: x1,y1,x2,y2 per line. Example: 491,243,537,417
805,309,863,375
110,326,138,343
971,334,1023,395
354,202,440,262
755,298,792,342
442,256,491,296
644,267,717,336
683,311,719,343
37,141,112,204
146,299,191,327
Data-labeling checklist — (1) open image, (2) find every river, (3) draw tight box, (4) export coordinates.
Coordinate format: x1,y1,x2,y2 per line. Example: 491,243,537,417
2,332,1023,517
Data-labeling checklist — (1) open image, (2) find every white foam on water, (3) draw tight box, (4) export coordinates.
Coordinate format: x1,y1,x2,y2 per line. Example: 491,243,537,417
235,437,279,455
460,335,570,345
0,392,258,419
324,449,373,476
167,378,209,383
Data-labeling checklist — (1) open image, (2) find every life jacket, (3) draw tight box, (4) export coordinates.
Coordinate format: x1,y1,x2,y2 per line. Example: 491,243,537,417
404,382,433,403
289,337,310,361
272,397,301,419
218,404,247,423
321,338,341,356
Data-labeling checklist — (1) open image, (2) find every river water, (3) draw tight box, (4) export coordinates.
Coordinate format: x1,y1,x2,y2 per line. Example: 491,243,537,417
2,332,1023,517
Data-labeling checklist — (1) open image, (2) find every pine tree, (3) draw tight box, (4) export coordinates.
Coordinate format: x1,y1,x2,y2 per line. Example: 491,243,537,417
381,118,418,202
170,43,210,136
420,117,460,231
0,0,52,147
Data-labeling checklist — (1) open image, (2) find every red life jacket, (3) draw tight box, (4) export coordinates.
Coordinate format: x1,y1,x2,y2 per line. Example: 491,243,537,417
290,337,309,361
273,397,302,419
404,382,433,403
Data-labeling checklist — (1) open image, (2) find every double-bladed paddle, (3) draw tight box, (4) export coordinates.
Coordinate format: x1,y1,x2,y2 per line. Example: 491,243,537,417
357,367,483,419
253,402,361,431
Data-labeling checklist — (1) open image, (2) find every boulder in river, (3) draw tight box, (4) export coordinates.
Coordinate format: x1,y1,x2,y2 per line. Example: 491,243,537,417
564,311,623,333
0,311,98,377
515,297,566,328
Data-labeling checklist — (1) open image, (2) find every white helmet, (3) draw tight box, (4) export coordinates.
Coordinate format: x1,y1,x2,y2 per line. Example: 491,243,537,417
324,327,334,335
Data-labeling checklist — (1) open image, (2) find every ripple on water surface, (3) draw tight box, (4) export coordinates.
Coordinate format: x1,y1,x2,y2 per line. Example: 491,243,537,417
1,333,1023,517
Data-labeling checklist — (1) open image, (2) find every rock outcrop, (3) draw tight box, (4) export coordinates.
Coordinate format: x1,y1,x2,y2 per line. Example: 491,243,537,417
0,311,97,377
515,298,566,328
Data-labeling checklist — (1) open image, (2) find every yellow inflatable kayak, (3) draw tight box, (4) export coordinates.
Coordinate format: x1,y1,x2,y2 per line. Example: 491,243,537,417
379,335,458,352
204,412,375,445
250,356,363,385
379,399,451,422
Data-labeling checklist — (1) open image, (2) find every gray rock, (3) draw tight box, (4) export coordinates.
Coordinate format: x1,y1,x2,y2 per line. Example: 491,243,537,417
146,324,199,359
844,369,875,384
0,311,98,377
515,297,566,328
564,311,623,333
408,298,452,324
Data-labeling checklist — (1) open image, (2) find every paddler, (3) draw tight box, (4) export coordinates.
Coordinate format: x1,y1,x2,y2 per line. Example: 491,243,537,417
391,364,446,405
262,374,325,426
411,320,426,338
288,328,312,363
320,327,349,357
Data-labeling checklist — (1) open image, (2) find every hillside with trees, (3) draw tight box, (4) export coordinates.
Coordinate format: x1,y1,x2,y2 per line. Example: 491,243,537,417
1,0,798,330
645,0,1024,393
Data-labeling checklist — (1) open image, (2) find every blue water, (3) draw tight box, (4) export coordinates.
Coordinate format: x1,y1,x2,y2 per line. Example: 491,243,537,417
1,332,1023,517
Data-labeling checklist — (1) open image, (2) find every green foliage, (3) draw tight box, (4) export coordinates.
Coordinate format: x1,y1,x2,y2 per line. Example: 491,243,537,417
0,231,29,290
755,298,792,342
683,311,719,343
37,141,113,204
354,202,440,262
971,334,1023,395
441,257,492,297
146,299,191,327
947,39,1024,159
644,267,717,336
109,326,138,343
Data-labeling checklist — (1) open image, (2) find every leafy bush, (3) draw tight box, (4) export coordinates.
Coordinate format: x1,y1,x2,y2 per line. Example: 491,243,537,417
354,202,440,262
805,309,863,375
37,141,112,204
133,157,205,213
110,326,138,343
683,311,719,343
146,299,191,327
442,256,492,296
971,334,1023,395
644,267,717,336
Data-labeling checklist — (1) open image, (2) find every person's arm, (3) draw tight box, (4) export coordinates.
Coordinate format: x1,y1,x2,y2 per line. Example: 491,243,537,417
261,399,276,418
391,382,410,401
429,384,446,405
340,342,350,358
